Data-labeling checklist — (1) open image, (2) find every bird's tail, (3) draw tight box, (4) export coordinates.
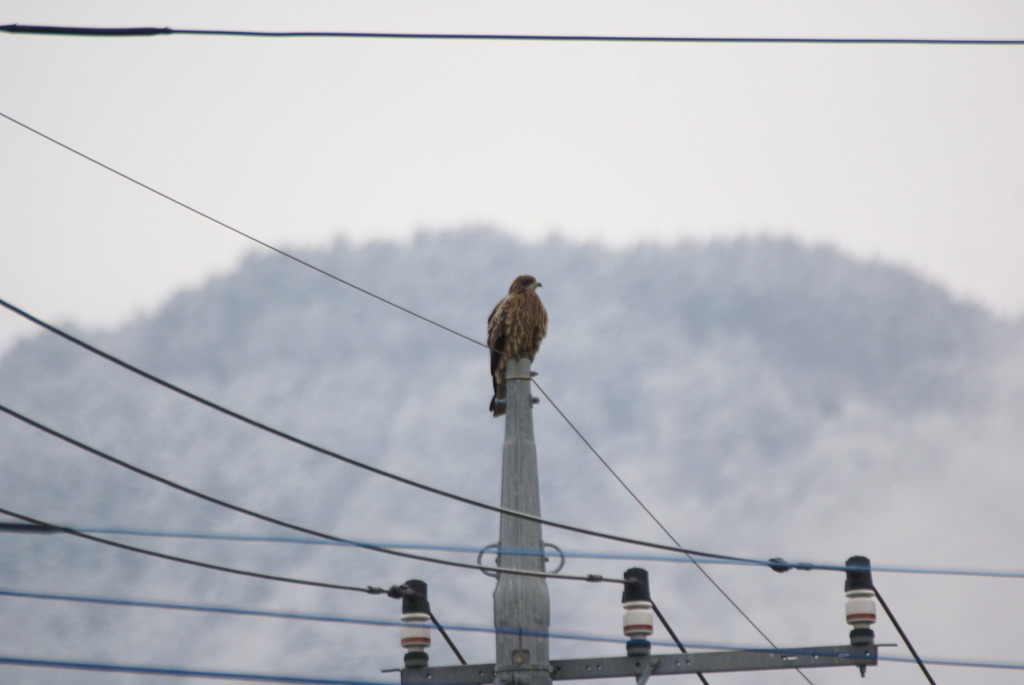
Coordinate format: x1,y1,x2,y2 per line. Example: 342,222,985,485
490,382,507,417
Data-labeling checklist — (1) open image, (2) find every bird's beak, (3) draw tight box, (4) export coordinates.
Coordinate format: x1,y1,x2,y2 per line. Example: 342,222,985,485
536,282,543,288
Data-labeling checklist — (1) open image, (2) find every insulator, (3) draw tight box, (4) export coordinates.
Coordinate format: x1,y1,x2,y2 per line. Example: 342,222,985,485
844,556,876,646
623,600,654,640
846,591,877,625
401,612,432,651
623,568,653,656
400,580,431,668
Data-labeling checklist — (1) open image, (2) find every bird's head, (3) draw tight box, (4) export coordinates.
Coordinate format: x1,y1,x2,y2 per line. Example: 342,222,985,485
509,274,542,294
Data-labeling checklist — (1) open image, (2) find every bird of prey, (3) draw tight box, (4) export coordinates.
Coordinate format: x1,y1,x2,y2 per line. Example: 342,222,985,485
487,274,547,417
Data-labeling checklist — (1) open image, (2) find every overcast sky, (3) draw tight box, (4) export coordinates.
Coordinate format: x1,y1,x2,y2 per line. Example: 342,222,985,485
2,1,1023,354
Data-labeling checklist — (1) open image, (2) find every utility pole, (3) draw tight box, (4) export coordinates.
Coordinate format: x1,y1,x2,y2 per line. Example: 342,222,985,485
492,357,551,685
398,360,878,684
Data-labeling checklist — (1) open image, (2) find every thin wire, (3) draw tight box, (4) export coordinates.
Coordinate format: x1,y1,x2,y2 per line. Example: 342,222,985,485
0,402,599,584
0,111,486,352
6,588,1024,672
651,600,710,685
0,587,800,650
0,587,644,648
2,24,1023,45
428,610,468,666
874,586,937,685
532,380,685,549
0,588,404,627
6,585,1024,671
881,655,1024,671
0,655,388,685
0,522,60,533
533,380,814,685
0,587,843,652
0,506,389,595
45,528,1024,581
0,296,772,571
0,587,633,647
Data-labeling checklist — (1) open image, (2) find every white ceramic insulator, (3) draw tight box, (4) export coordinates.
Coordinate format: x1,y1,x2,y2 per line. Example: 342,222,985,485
622,600,654,639
845,590,877,628
401,612,431,651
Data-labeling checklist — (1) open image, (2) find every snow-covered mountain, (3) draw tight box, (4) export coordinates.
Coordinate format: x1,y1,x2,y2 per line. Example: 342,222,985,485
1,229,1021,684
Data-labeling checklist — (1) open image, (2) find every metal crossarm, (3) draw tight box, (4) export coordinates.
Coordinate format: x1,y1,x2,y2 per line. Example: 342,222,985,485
401,644,878,684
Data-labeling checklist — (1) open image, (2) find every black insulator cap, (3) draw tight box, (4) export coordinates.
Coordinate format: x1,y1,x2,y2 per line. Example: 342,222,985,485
623,568,651,603
845,556,873,592
402,579,430,614
849,628,875,646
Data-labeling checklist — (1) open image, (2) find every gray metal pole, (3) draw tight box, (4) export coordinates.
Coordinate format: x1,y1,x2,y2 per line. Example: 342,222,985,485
493,357,551,685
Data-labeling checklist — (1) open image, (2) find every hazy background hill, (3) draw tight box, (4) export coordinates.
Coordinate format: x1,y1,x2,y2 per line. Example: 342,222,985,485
1,229,1021,684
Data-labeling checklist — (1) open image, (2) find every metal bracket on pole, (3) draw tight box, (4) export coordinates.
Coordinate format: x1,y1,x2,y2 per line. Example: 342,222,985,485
477,542,566,578
634,658,657,685
400,645,878,685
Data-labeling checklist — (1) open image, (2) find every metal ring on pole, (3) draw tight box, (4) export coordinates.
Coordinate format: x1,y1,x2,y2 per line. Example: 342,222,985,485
477,543,500,578
544,542,566,574
477,542,565,576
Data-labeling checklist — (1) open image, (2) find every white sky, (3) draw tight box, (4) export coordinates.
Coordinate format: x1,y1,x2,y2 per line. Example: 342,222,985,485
2,1,1023,354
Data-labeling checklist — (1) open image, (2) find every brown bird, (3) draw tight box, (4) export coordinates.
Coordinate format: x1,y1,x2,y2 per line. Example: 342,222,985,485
487,275,548,417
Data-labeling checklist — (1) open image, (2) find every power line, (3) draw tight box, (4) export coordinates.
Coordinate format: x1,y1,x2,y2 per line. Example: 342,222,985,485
2,23,1023,45
0,587,406,628
0,586,676,649
0,589,463,684
882,655,1024,672
429,610,468,666
533,379,813,685
0,402,601,584
45,529,1024,580
7,526,1021,581
5,589,1024,673
0,522,60,533
0,307,806,679
531,381,681,550
0,655,390,685
874,585,937,685
0,587,657,650
0,111,487,352
0,506,393,595
0,587,703,652
0,296,784,572
651,600,710,685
